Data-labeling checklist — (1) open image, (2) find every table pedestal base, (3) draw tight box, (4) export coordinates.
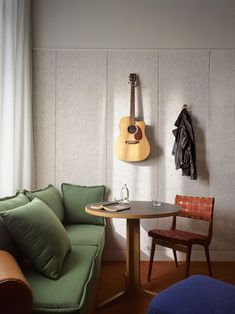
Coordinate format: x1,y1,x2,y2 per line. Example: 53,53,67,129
97,287,156,310
97,219,156,310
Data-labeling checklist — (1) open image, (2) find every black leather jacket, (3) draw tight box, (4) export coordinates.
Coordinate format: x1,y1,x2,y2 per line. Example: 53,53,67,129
172,109,197,180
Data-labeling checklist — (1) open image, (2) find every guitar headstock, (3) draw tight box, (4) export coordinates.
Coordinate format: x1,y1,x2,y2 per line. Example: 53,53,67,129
129,73,137,86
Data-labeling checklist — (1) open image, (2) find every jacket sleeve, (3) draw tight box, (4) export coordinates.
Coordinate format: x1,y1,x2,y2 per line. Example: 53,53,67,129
172,111,197,180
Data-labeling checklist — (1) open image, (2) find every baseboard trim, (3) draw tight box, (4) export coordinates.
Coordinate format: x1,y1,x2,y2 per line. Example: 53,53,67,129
102,249,235,261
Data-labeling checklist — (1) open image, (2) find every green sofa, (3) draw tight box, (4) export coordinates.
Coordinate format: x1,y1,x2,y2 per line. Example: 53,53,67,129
0,184,106,314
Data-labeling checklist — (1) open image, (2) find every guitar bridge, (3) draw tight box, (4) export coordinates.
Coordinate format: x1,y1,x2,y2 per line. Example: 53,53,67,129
125,140,139,144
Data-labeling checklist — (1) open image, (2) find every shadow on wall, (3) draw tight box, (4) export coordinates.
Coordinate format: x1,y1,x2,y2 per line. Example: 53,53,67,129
104,75,163,259
191,112,209,184
104,218,153,261
104,218,179,261
139,109,211,257
103,219,126,258
212,209,235,251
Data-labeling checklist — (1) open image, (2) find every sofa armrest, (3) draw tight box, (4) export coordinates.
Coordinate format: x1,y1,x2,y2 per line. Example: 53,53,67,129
0,250,33,314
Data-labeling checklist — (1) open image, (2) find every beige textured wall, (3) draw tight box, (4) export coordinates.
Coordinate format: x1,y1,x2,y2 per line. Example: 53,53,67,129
32,50,235,261
32,0,235,260
32,0,235,49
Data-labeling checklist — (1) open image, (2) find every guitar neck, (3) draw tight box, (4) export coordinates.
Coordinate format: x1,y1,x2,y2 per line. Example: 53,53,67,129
130,84,135,125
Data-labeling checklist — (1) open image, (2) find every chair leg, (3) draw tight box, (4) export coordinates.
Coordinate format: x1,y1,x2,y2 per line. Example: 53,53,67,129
185,246,192,278
204,245,212,277
148,238,156,281
173,249,178,267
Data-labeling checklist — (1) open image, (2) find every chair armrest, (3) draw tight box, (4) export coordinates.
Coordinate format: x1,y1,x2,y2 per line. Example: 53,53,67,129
0,250,33,314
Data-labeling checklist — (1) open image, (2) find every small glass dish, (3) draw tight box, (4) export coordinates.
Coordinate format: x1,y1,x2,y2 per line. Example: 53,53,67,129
152,199,162,207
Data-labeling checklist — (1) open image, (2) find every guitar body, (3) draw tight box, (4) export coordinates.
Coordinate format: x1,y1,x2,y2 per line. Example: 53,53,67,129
114,73,150,162
115,116,150,162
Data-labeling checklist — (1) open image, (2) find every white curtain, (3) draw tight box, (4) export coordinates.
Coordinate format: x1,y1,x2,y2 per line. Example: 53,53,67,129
0,0,34,197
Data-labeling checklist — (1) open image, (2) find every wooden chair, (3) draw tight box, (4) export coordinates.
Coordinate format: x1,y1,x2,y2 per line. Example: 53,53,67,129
147,195,215,280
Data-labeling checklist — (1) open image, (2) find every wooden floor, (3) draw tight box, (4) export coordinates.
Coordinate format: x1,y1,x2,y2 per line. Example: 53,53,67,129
91,261,235,314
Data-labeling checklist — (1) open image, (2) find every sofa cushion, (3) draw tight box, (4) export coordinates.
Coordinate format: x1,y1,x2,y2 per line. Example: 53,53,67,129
62,183,105,225
23,245,100,314
0,192,29,255
1,198,71,280
24,185,64,222
0,192,29,211
65,224,105,247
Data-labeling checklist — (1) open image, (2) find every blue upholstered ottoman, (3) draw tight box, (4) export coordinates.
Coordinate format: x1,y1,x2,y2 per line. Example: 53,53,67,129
147,275,235,314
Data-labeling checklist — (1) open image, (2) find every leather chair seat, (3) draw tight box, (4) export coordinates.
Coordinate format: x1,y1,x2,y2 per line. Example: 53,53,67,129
148,229,208,245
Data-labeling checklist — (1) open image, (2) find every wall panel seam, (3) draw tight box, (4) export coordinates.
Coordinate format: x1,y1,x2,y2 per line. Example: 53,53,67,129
156,51,159,229
33,52,38,187
33,48,235,52
55,51,57,187
105,51,108,187
208,51,211,197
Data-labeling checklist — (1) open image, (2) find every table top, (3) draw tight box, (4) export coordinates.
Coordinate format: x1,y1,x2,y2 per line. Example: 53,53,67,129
85,201,181,219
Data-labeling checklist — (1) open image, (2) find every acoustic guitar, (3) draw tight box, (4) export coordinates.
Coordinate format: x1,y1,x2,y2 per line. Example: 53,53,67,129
115,73,150,162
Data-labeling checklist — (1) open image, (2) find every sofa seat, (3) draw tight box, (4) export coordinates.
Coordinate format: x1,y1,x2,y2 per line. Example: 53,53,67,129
23,246,100,314
0,185,107,314
65,224,105,247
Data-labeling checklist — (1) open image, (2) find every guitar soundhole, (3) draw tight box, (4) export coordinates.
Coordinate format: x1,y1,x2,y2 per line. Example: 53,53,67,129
127,125,137,134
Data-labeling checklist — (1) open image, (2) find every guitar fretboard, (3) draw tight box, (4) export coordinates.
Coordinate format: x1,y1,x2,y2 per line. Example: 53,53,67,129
130,83,135,125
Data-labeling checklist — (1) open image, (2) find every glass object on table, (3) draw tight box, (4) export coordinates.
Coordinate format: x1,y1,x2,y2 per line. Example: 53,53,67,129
120,184,129,204
152,197,161,207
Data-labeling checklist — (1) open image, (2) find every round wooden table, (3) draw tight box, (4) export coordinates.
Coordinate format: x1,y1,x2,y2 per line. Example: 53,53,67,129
85,201,181,310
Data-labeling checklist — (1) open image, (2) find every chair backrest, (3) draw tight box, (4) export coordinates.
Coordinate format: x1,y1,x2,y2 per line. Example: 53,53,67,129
175,195,215,221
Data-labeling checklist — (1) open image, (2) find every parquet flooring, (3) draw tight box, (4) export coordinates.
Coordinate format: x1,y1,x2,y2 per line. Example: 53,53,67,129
92,261,235,314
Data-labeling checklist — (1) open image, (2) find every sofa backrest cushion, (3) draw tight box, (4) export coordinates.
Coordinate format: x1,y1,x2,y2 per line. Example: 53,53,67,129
62,183,105,225
0,192,29,255
1,198,71,280
24,185,64,222
0,193,29,211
